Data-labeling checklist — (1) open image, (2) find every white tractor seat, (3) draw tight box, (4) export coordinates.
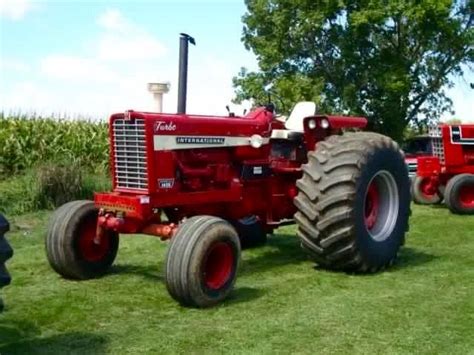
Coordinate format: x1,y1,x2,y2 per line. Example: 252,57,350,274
285,101,316,131
271,101,316,139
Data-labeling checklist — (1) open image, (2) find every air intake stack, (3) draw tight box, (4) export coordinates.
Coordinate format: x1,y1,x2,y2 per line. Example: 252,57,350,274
177,33,196,114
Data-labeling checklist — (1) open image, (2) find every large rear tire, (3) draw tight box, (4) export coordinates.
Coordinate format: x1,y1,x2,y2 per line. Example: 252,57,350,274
294,132,410,272
411,176,442,205
165,216,240,308
45,200,119,279
445,174,474,215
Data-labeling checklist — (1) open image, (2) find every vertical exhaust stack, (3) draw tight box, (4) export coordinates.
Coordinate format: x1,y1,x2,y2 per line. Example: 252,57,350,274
177,33,196,114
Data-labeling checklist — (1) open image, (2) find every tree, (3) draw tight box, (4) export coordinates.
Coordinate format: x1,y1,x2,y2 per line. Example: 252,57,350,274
233,0,473,141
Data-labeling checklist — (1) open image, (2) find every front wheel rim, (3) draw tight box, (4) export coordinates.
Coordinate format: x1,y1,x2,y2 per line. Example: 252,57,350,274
364,170,400,242
420,178,437,197
459,185,474,208
203,242,234,290
78,218,111,262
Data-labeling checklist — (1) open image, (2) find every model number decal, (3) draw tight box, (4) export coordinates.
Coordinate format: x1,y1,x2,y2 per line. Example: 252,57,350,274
176,137,225,145
158,179,175,189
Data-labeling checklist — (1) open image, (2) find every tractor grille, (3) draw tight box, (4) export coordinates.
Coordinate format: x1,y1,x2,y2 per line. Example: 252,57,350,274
407,162,418,177
112,119,148,190
429,126,445,165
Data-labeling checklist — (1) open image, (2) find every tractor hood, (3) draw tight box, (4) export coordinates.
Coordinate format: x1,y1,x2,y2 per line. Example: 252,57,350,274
111,108,274,138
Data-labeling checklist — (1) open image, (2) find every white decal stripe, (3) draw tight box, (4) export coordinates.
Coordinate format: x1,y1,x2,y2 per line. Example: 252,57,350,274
153,135,270,150
450,126,474,145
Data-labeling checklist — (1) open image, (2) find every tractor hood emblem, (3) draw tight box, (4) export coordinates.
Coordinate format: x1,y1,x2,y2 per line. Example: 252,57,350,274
155,121,177,132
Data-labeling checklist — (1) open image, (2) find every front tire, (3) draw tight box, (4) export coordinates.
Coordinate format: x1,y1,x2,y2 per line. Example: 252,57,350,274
411,176,442,205
294,132,410,272
165,216,240,308
445,174,474,215
45,200,119,279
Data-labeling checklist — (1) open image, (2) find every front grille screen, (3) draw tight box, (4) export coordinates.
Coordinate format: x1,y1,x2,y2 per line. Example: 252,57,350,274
112,119,148,190
429,126,445,165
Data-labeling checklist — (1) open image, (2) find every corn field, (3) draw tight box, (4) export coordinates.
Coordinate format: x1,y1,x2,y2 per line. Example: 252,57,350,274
0,113,110,175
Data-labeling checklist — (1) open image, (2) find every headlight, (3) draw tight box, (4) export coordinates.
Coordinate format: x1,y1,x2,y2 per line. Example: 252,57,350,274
250,134,263,148
320,118,330,129
308,119,317,129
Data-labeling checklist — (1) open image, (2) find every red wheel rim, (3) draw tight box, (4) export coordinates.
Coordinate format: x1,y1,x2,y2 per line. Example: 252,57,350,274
203,242,234,290
78,218,111,262
459,185,474,208
420,178,437,197
365,181,380,230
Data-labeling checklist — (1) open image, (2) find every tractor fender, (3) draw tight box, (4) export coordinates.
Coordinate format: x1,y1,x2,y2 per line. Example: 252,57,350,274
302,115,368,149
304,115,367,130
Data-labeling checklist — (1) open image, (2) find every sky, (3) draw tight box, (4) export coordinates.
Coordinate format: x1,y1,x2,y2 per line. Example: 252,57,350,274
0,0,473,121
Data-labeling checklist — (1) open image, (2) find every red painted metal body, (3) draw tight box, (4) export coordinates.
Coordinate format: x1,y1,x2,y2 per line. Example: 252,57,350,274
94,107,368,238
416,124,474,190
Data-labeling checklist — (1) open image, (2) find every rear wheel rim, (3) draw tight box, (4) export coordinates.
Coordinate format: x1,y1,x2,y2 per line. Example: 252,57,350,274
459,185,474,208
364,171,399,242
78,217,111,262
203,242,234,290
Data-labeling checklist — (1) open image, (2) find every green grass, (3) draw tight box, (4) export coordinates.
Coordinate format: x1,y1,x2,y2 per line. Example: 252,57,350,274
1,205,474,354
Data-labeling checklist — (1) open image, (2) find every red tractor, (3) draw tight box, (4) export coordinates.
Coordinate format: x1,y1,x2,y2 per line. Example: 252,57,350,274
412,124,474,214
402,135,433,179
45,34,411,307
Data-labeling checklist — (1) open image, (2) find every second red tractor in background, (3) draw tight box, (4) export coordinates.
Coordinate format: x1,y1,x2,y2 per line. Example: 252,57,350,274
412,124,474,214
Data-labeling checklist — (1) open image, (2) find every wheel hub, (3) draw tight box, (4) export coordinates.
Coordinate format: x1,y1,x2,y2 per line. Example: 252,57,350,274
420,178,437,197
78,219,110,262
365,183,380,230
